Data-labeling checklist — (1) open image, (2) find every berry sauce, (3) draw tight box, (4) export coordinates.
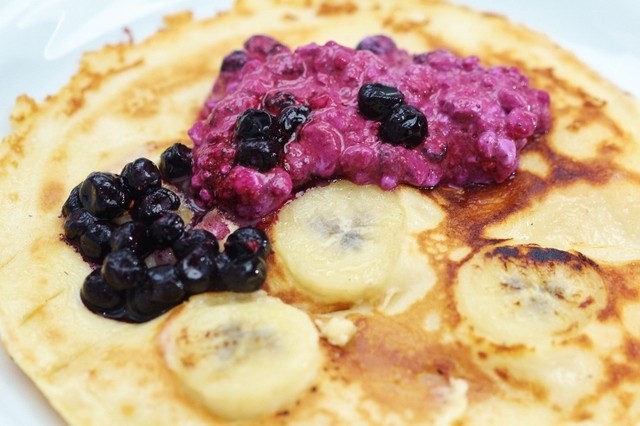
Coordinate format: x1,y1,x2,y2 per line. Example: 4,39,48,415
189,35,551,219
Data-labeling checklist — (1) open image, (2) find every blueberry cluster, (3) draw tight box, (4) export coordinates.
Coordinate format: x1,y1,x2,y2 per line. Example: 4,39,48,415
61,143,270,323
234,98,311,172
357,83,428,149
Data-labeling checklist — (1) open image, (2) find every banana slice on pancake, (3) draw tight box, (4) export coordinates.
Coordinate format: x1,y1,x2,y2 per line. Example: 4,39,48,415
455,244,607,348
159,291,322,420
273,180,406,304
271,180,443,313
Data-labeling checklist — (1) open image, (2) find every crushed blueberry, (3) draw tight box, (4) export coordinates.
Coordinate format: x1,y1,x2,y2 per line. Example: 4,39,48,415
356,35,397,55
221,50,248,73
243,34,285,56
235,139,280,172
263,91,297,114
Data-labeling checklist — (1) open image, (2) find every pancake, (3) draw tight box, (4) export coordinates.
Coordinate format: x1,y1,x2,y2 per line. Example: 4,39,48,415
2,0,640,424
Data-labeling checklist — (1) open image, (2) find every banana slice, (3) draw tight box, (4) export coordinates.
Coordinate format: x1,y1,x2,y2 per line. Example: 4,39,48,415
158,291,322,420
273,180,405,304
455,244,607,347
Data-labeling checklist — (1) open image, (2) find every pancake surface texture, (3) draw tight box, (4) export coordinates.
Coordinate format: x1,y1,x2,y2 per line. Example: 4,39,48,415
2,0,640,424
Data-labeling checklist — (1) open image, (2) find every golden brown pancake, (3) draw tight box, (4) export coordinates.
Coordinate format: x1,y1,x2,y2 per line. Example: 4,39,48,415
2,0,640,424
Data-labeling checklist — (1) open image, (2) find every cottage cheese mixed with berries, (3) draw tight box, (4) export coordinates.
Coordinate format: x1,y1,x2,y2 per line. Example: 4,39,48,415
188,35,551,218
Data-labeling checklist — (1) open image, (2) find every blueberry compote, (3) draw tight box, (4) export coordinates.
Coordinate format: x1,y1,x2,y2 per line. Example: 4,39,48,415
189,35,551,219
62,145,270,323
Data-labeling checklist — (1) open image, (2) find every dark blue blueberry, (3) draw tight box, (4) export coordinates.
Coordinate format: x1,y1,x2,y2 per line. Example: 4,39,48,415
358,83,405,121
126,265,185,321
235,139,280,172
235,109,276,141
172,229,219,260
159,143,192,183
379,104,428,149
356,35,397,55
221,255,267,293
149,212,185,248
221,50,248,72
109,221,152,257
225,227,271,259
101,248,147,291
176,245,220,295
79,221,114,262
121,158,161,197
61,184,83,217
63,208,97,241
79,172,132,219
131,187,180,223
277,105,310,140
81,269,126,314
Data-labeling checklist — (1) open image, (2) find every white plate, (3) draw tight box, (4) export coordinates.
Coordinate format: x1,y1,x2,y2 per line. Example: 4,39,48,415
1,1,639,424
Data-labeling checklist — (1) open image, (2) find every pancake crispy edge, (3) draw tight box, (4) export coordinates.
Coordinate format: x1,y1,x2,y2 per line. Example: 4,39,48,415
2,0,640,424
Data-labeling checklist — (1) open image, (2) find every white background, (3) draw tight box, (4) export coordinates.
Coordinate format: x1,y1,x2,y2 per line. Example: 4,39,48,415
1,1,639,424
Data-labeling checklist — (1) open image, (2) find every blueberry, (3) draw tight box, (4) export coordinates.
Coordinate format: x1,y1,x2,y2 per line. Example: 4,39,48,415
79,172,131,219
81,269,126,314
121,158,161,197
263,91,297,113
358,83,405,121
176,245,220,295
126,265,185,321
79,221,114,262
221,255,267,293
159,143,192,183
277,105,310,140
235,139,280,172
379,104,428,148
225,227,271,259
221,50,248,73
149,212,184,248
61,184,83,217
109,221,152,257
212,252,231,291
131,187,180,223
63,208,97,241
172,229,219,259
243,35,285,56
101,248,147,291
235,109,276,141
356,35,397,55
